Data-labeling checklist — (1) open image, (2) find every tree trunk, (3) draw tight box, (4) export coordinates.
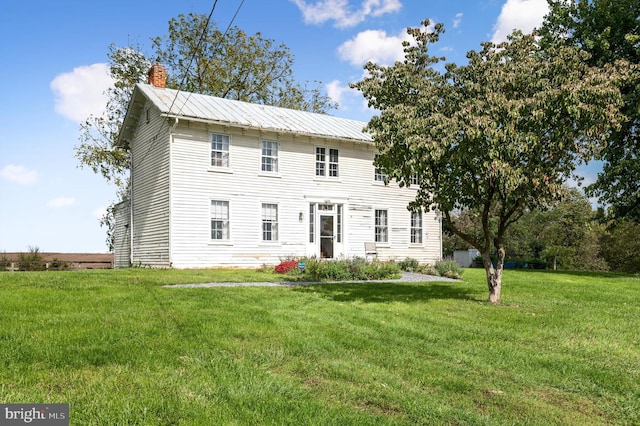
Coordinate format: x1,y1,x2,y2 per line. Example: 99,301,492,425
481,251,504,304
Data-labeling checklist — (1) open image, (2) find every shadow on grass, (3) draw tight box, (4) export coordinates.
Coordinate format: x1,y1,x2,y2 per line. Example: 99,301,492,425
294,281,481,304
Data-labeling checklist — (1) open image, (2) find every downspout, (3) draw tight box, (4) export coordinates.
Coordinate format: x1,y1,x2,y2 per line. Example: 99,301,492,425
129,153,134,267
168,117,179,267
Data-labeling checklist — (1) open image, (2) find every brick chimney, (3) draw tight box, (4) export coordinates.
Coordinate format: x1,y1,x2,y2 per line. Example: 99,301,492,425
147,64,167,88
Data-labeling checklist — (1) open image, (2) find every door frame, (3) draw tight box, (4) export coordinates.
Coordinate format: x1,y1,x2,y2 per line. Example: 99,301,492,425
319,213,335,258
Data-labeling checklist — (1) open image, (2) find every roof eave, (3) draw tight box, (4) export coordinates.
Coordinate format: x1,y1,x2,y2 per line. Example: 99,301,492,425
160,112,374,145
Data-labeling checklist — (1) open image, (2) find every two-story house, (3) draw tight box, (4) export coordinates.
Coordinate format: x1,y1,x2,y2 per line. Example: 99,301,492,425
113,65,442,268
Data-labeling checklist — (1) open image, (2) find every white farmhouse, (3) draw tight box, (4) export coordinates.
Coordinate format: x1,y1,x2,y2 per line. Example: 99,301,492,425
113,65,442,268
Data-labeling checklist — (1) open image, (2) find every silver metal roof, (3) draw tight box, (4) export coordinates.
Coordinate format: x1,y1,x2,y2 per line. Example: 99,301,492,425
137,83,372,143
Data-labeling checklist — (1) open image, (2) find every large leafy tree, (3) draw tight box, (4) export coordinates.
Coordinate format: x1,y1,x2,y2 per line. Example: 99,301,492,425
152,13,334,111
352,21,625,303
76,13,336,249
540,0,640,221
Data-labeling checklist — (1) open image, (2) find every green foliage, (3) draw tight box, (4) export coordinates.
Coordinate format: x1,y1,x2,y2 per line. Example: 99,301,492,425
435,260,464,279
297,257,401,282
76,13,337,249
540,0,640,222
0,253,9,271
352,20,625,302
17,246,46,271
504,187,610,271
398,257,420,272
600,219,640,273
318,259,352,281
153,13,336,112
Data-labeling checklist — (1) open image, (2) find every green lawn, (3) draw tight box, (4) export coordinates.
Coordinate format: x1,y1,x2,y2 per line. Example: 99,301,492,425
0,268,638,425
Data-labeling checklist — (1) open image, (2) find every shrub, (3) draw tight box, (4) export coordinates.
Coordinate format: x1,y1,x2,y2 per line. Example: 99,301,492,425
435,260,463,279
327,262,353,281
49,259,71,270
372,261,402,280
18,246,46,271
420,265,439,276
299,258,400,282
0,253,10,271
274,260,299,274
399,257,420,272
302,257,322,280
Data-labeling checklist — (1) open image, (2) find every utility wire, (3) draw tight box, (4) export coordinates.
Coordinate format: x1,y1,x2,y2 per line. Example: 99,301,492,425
132,0,247,212
136,0,246,171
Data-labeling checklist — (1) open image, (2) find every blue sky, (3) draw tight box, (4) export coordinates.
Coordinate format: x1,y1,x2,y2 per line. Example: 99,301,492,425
1,0,569,253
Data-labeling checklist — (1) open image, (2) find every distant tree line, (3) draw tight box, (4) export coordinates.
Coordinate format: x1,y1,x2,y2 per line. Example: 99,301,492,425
443,187,640,273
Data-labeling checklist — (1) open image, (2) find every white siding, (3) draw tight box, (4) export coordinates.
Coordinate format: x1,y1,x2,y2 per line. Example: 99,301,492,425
130,101,171,267
113,200,131,268
168,121,442,268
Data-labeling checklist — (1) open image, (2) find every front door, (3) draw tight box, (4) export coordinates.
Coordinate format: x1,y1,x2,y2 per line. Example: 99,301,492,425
320,215,335,258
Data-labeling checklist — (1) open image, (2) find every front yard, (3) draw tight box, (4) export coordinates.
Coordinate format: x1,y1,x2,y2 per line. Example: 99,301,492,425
0,268,638,424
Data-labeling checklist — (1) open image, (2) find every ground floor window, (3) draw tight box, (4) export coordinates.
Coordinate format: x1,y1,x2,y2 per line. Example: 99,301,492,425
375,209,388,243
262,203,278,241
411,211,423,244
211,200,229,240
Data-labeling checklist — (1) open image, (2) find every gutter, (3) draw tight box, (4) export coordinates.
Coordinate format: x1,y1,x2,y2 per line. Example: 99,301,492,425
159,113,374,146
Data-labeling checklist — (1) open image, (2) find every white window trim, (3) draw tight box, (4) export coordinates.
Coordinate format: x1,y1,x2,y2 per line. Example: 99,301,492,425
314,145,340,180
260,140,280,176
374,208,390,246
209,133,232,172
410,210,424,245
209,199,232,245
373,154,388,184
260,202,280,244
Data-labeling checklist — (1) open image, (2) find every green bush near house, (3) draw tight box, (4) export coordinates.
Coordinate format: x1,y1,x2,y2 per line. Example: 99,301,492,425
435,259,464,279
297,257,401,282
398,257,420,272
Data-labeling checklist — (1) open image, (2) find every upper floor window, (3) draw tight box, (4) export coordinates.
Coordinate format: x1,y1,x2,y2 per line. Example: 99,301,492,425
261,140,279,173
211,133,230,167
211,200,230,240
315,147,339,178
374,154,387,182
375,209,388,243
262,203,278,241
411,211,423,244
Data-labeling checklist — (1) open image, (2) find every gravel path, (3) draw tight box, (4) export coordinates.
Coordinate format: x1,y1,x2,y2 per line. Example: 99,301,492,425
163,271,460,288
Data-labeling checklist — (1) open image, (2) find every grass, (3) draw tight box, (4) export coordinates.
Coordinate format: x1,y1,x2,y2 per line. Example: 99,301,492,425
0,268,638,425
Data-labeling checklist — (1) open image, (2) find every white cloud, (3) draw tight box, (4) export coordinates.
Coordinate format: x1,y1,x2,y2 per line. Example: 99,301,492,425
453,12,463,29
1,164,38,185
93,207,108,220
50,63,114,123
291,0,402,28
491,0,549,43
326,80,351,106
47,197,76,208
338,28,412,67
